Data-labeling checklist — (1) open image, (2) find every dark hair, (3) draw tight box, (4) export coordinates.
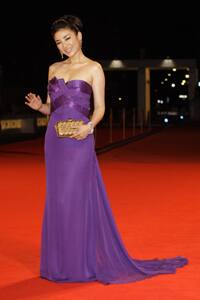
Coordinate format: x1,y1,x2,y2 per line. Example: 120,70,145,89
51,15,83,37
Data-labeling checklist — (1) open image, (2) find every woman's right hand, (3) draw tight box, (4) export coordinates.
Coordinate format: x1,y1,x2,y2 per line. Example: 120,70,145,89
25,92,42,110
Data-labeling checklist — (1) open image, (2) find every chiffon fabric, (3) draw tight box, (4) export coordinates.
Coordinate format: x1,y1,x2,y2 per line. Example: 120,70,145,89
40,77,188,284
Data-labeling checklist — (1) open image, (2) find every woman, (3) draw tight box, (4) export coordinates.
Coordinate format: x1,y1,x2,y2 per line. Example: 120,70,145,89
25,15,188,285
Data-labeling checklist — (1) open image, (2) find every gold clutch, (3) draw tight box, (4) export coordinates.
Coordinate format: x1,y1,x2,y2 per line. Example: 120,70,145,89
54,119,84,138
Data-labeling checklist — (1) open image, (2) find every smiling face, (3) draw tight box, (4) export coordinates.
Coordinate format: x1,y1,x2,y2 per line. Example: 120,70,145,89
54,27,82,58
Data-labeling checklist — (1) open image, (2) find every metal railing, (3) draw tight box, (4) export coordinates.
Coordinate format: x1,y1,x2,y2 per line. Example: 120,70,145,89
94,107,152,149
0,107,153,146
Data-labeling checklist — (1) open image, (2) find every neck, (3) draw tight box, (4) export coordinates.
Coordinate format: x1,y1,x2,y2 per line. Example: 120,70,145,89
67,50,86,64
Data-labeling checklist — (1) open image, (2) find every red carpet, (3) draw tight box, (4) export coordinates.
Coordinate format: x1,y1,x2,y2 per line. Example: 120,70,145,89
0,125,199,299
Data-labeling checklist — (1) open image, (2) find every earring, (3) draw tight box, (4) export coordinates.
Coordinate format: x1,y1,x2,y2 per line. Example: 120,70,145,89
60,52,63,59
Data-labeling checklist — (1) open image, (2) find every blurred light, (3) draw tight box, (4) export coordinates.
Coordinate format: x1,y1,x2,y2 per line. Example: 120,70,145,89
185,74,190,78
180,115,184,119
164,78,168,81
164,118,169,123
179,94,188,99
181,80,186,85
168,111,177,116
110,60,124,68
161,81,164,84
157,99,164,104
168,73,171,76
198,81,200,87
171,83,176,87
118,97,122,101
161,58,176,68
172,68,176,72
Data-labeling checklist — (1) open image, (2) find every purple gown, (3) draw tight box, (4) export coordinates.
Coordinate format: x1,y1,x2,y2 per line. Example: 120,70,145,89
40,77,188,284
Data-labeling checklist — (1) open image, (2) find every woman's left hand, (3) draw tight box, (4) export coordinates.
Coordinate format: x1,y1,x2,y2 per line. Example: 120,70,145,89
70,124,91,140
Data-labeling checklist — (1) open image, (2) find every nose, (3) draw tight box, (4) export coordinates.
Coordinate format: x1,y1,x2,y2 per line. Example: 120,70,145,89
60,40,68,49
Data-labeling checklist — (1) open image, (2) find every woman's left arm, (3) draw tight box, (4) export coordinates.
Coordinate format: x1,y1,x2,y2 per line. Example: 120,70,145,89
90,63,105,128
71,63,105,140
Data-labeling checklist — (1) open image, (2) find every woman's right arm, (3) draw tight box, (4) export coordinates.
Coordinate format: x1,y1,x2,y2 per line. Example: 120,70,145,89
25,65,54,115
37,65,56,115
36,95,51,115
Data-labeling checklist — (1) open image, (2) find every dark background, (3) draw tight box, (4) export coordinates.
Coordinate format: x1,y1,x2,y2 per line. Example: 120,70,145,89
1,2,199,66
0,2,199,117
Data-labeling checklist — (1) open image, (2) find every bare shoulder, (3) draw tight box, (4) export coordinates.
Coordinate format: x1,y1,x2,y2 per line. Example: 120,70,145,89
84,60,105,89
48,61,63,79
87,59,103,73
86,59,104,82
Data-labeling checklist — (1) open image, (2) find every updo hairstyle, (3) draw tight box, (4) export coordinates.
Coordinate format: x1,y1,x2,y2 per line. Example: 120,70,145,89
51,15,83,37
